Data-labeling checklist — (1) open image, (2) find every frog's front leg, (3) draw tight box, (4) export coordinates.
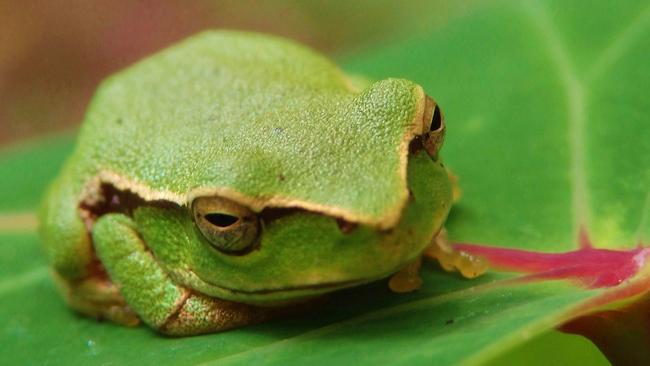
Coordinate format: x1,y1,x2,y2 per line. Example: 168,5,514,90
93,213,271,336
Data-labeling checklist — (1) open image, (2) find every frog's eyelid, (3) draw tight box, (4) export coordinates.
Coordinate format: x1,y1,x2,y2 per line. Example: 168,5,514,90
192,196,260,255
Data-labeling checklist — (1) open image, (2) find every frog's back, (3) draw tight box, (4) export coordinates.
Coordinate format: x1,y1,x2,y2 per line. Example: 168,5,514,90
76,30,353,181
69,30,422,227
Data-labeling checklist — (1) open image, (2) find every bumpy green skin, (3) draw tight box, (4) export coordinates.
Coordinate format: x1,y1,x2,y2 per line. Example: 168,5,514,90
39,31,452,335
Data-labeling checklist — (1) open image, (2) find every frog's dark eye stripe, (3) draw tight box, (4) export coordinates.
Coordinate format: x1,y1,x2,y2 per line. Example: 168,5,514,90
192,197,260,254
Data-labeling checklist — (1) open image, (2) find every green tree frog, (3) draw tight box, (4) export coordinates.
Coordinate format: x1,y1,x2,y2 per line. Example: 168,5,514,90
39,31,480,336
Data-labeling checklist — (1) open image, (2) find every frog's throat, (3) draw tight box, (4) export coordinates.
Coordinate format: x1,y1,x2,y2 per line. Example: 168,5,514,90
79,87,428,230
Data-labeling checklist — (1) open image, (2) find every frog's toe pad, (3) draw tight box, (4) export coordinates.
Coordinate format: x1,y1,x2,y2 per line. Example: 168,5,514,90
388,257,423,293
425,228,488,279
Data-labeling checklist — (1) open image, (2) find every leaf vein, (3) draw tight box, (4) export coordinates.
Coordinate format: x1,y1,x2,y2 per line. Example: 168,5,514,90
521,0,590,240
587,2,650,83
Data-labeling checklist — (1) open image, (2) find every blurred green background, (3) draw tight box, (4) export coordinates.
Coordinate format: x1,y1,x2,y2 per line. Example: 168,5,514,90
0,0,479,144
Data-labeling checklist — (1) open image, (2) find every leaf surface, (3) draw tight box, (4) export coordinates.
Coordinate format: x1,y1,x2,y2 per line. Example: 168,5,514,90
4,0,650,363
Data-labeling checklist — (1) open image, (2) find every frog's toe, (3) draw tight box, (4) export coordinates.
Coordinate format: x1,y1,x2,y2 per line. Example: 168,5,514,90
388,257,423,293
424,228,488,279
54,273,140,326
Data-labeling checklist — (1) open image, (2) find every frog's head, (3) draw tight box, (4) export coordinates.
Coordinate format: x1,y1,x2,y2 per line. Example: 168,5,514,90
112,81,450,305
79,32,452,305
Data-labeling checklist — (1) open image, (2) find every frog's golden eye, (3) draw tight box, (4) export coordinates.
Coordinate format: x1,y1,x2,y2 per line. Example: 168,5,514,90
192,196,260,253
422,96,445,158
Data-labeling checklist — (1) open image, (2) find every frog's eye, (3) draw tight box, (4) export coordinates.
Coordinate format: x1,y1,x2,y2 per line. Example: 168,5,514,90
192,196,260,253
430,104,443,131
422,96,445,158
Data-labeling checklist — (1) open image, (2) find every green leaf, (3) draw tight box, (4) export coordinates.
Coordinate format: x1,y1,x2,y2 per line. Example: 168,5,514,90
0,231,597,365
484,330,610,366
3,0,650,363
0,134,74,212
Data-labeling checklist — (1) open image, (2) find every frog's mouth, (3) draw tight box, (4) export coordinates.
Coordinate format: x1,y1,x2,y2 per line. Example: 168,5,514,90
192,272,380,295
190,270,396,305
186,257,415,305
197,275,370,295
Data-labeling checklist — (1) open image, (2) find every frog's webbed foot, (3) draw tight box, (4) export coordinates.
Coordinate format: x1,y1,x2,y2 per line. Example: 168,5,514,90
55,273,140,326
424,228,488,278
